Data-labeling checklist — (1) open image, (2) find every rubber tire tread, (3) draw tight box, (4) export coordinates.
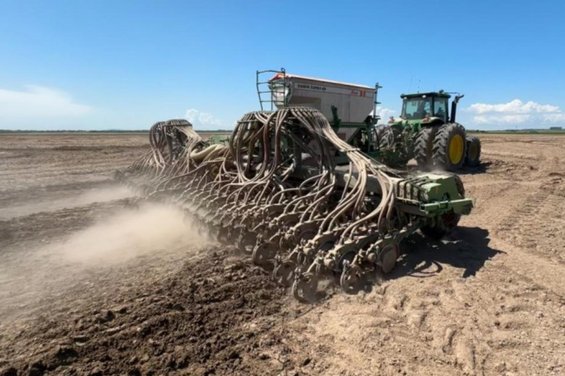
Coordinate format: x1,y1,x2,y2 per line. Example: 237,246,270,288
377,126,395,150
465,136,481,166
414,126,438,170
432,123,466,171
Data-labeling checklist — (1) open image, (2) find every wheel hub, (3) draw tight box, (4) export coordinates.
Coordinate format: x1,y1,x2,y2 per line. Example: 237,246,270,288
448,134,464,165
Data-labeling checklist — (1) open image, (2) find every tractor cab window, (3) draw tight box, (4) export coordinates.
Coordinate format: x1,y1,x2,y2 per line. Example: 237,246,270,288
401,97,432,119
434,98,448,120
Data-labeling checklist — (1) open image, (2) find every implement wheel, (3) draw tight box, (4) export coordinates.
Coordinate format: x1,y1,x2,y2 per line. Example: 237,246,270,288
236,230,256,253
217,225,231,244
272,261,295,287
340,267,363,295
252,242,277,266
414,126,439,170
292,273,319,303
432,123,466,171
465,136,481,166
379,241,399,274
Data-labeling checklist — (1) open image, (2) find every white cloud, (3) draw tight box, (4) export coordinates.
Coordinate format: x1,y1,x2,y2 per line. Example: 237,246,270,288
467,99,565,127
371,106,397,123
543,113,565,122
0,86,91,126
376,106,396,119
469,99,559,114
185,108,223,129
472,114,530,125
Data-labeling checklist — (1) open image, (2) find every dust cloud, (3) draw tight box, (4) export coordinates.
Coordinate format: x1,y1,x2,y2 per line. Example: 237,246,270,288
0,185,135,220
59,203,212,264
0,200,213,321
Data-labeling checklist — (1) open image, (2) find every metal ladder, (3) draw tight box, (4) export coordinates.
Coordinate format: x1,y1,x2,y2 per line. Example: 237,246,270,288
256,68,286,111
373,82,383,124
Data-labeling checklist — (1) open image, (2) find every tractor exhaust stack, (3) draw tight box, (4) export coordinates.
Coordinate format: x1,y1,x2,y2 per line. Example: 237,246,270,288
450,94,464,123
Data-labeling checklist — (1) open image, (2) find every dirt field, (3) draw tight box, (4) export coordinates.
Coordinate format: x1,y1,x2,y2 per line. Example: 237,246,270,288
0,132,563,376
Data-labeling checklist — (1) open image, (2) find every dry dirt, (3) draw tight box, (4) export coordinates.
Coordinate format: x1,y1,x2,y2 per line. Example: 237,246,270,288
0,132,563,376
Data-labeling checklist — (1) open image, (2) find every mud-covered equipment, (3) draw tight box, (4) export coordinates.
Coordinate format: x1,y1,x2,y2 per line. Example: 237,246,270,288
122,106,474,303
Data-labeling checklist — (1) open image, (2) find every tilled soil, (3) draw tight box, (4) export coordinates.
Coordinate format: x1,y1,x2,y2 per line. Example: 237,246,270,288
0,133,563,376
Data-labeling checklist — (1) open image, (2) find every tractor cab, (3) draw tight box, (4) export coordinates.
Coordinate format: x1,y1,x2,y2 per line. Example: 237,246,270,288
400,91,450,124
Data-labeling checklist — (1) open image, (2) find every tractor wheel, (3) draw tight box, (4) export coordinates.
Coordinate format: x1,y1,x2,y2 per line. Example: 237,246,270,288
465,136,481,166
377,126,395,150
414,126,439,170
420,175,464,239
375,125,388,144
432,123,466,171
378,126,410,167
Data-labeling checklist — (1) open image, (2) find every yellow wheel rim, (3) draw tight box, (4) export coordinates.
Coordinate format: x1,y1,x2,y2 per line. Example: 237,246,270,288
448,134,464,165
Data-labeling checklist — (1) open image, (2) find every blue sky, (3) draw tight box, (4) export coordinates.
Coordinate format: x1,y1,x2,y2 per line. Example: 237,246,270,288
0,0,564,130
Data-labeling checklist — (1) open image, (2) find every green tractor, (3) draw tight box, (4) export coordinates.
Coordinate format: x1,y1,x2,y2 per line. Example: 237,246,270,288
378,91,481,171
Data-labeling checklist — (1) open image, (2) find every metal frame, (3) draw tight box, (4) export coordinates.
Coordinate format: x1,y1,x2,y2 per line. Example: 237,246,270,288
256,68,286,111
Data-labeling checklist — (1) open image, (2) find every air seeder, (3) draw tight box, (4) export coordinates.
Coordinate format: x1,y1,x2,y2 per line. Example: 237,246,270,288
121,70,474,302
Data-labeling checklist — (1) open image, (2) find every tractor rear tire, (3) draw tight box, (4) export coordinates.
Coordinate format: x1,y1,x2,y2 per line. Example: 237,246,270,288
414,126,438,170
465,136,481,166
432,123,466,171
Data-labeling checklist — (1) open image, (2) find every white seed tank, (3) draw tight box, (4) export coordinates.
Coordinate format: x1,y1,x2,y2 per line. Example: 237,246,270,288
269,73,376,124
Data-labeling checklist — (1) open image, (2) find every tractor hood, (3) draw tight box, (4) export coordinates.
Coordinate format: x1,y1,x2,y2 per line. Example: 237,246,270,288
388,116,444,131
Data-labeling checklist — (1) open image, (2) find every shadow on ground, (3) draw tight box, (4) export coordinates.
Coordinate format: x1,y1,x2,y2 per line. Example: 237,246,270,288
390,226,503,280
457,161,492,175
321,226,502,300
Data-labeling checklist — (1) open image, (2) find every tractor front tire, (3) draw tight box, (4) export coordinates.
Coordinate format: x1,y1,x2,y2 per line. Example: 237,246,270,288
465,136,481,166
432,123,466,171
378,126,411,168
375,125,388,145
414,126,439,170
377,126,395,149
